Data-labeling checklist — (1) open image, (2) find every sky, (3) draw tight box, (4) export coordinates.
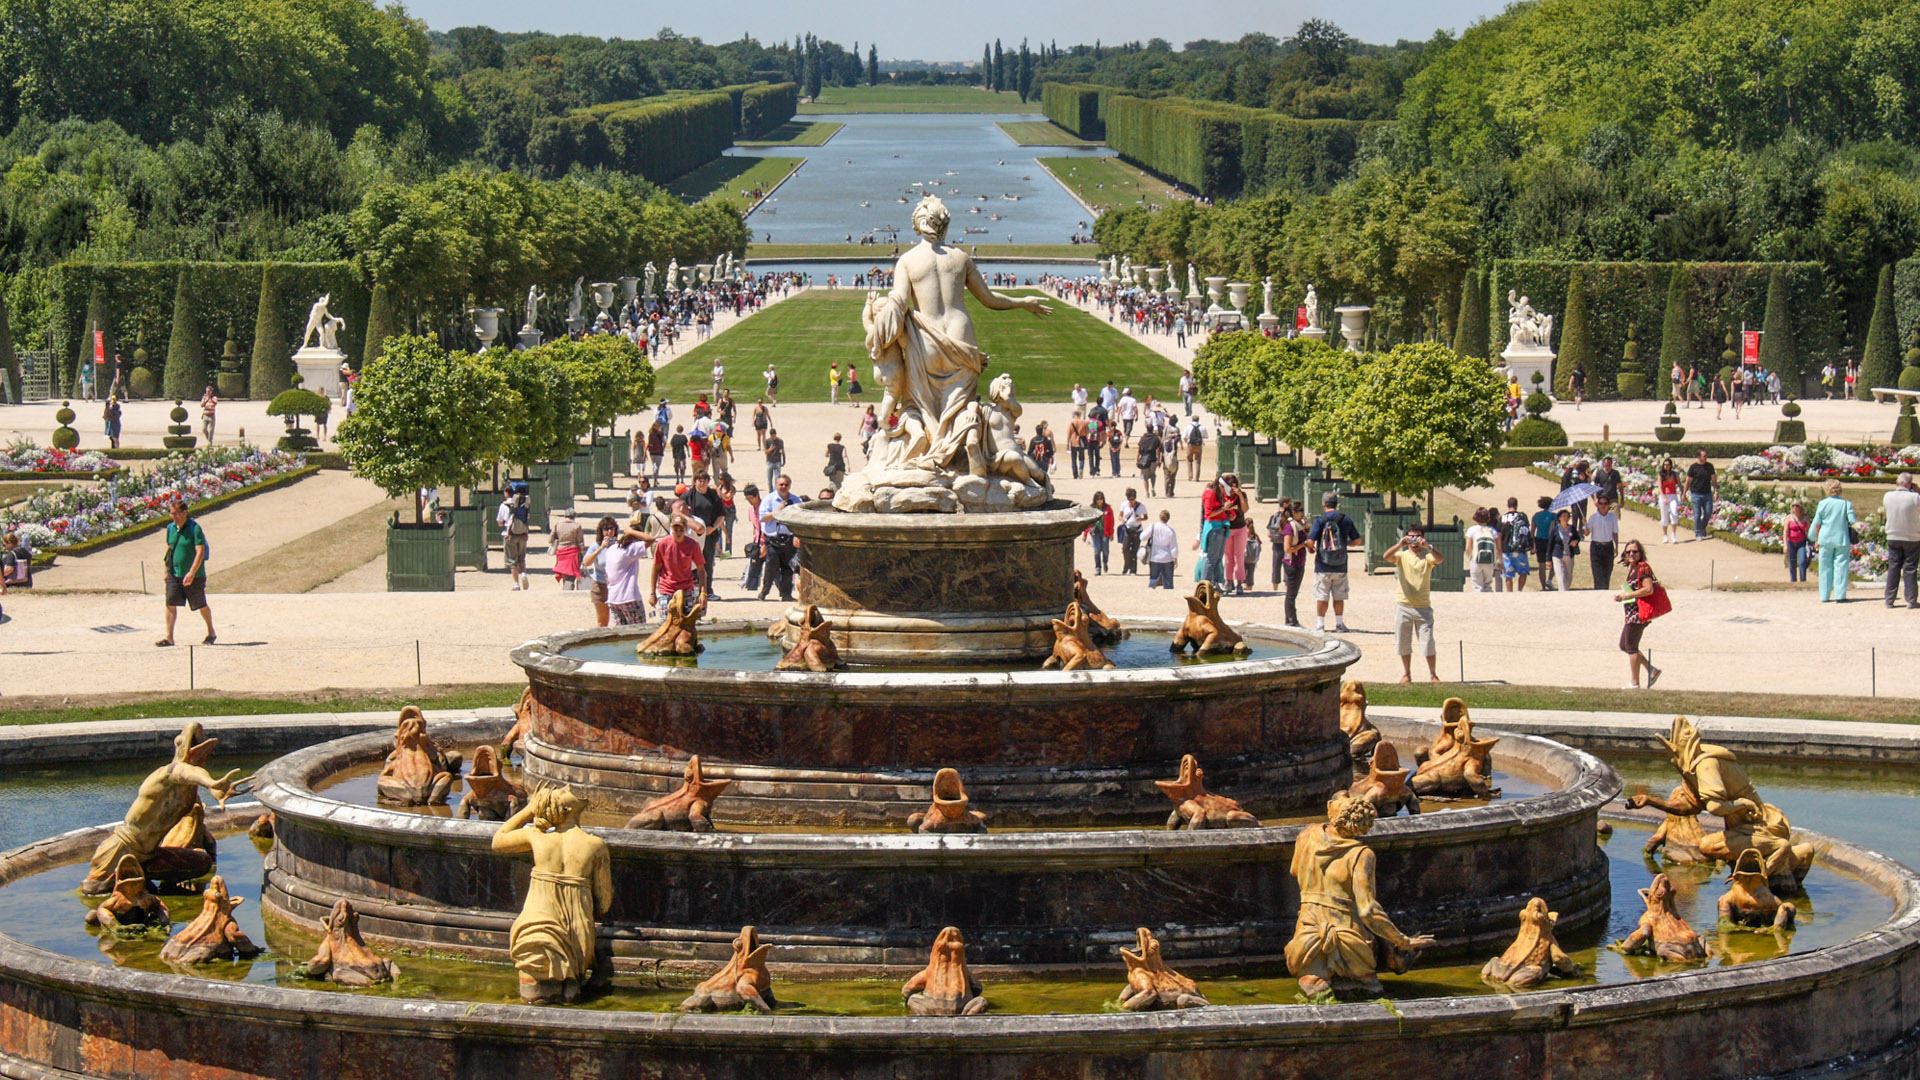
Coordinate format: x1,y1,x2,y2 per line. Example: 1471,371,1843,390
398,0,1510,59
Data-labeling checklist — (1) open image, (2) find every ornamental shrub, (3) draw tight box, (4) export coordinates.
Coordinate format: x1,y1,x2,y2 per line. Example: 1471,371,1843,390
162,270,207,400
1861,265,1901,399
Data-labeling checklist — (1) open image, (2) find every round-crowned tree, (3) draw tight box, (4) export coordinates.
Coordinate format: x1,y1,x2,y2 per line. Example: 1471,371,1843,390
337,335,515,522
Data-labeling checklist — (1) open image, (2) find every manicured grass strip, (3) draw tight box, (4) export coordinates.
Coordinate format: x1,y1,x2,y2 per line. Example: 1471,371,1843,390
737,121,842,147
799,87,1039,114
654,288,1186,404
997,121,1100,148
667,156,803,204
0,685,524,726
1036,156,1183,211
746,243,1092,261
207,495,406,594
1365,683,1920,726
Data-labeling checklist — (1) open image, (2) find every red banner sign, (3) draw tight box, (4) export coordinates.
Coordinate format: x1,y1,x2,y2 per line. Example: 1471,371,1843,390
93,331,106,364
1295,306,1309,330
1742,330,1760,364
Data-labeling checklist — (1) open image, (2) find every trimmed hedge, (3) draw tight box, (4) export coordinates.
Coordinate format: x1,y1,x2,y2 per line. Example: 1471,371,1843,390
1896,257,1919,351
740,82,798,139
530,92,736,183
1488,261,1841,399
33,465,318,556
1103,93,1376,198
1042,83,1103,138
45,262,367,400
1238,114,1375,195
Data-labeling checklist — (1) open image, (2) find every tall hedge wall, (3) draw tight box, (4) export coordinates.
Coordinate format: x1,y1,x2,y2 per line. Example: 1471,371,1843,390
1488,260,1840,398
740,82,798,139
1042,83,1103,138
529,92,735,182
1897,257,1920,351
1104,93,1377,198
46,262,367,398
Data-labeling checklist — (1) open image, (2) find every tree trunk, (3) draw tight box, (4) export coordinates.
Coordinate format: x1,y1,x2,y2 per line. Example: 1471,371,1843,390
1426,488,1435,528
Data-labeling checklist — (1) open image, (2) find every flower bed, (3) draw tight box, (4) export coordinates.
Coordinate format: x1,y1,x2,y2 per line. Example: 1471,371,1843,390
1533,446,1890,581
1,446,308,552
0,445,119,476
1725,443,1920,480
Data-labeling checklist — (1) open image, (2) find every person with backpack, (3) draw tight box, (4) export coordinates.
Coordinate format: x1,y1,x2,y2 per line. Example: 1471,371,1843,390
157,500,214,646
1530,496,1558,589
502,486,532,590
1183,418,1206,481
1498,497,1533,592
1307,491,1362,632
1464,508,1500,593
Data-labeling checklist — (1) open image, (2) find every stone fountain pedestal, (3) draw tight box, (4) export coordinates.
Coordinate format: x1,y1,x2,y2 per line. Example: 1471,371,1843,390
774,500,1101,664
1501,341,1556,393
291,346,346,396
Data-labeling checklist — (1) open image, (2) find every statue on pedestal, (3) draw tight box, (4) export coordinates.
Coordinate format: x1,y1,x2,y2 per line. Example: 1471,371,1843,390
1304,284,1321,330
644,262,657,297
566,277,585,334
1506,291,1555,349
522,285,546,333
834,195,1053,514
299,295,344,352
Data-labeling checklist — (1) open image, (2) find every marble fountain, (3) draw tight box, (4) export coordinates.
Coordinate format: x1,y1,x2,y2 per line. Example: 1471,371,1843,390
4,202,1920,1078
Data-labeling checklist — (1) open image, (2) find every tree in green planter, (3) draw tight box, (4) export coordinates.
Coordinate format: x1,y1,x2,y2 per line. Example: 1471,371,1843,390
1756,265,1799,392
337,336,516,523
1860,265,1900,399
1657,268,1693,386
1320,342,1507,525
572,333,654,436
1193,331,1273,434
248,266,292,398
1451,270,1487,359
163,269,208,400
363,282,396,368
1553,269,1592,399
486,345,577,474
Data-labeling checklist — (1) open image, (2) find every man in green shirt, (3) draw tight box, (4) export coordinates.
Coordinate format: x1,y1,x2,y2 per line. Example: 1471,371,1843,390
1384,525,1441,683
158,500,214,646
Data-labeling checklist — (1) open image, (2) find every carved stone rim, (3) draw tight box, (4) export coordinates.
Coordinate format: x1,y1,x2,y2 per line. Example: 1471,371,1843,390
0,818,1914,1054
773,499,1101,540
510,618,1361,693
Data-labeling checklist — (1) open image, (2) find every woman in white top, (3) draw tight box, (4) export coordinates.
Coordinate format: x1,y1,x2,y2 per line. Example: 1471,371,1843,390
1463,507,1500,593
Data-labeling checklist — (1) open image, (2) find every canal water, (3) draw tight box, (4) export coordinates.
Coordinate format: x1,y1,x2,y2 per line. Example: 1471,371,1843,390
731,113,1113,246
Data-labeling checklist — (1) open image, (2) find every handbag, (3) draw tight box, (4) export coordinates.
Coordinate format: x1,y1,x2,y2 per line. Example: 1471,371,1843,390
744,541,762,561
1637,582,1673,622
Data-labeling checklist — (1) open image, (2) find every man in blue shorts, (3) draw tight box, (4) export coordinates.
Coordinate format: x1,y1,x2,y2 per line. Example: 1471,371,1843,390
1497,497,1532,592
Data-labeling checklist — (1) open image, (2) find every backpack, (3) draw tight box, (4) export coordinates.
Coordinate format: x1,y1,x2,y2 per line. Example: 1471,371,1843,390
1500,512,1532,553
1473,532,1498,566
1185,424,1204,447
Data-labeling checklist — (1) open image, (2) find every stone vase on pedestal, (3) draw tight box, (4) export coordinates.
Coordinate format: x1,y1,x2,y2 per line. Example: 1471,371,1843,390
1334,306,1371,354
471,308,503,350
1205,277,1228,304
1227,283,1251,311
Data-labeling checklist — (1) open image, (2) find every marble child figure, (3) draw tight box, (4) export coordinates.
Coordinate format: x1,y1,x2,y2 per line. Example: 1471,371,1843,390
492,786,614,1003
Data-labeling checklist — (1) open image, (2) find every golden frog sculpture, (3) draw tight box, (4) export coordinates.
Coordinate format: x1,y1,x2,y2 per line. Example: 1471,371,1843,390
1410,698,1499,799
303,899,401,986
1348,742,1420,818
85,854,170,934
907,768,988,833
1339,679,1381,770
500,687,535,761
79,721,242,895
776,604,843,672
901,926,988,1016
1171,581,1249,655
1610,873,1710,962
1072,570,1127,645
679,925,776,1013
1042,601,1115,671
1117,927,1209,1010
457,745,527,821
1719,849,1797,931
1481,897,1578,989
375,706,463,806
160,875,260,964
1155,754,1259,830
1636,783,1711,863
636,589,706,656
626,755,731,832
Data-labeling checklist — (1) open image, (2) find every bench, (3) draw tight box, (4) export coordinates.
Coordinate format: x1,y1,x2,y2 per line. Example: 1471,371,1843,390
1871,387,1920,404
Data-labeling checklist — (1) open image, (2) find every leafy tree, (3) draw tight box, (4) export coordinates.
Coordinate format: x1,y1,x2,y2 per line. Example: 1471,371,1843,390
1192,331,1272,433
487,344,576,468
162,269,207,399
1322,342,1506,522
868,46,879,86
364,282,396,366
993,40,1005,92
1553,268,1593,397
1452,270,1487,359
1756,265,1800,386
981,45,992,88
337,335,516,522
1657,268,1694,380
248,265,291,398
1860,264,1901,398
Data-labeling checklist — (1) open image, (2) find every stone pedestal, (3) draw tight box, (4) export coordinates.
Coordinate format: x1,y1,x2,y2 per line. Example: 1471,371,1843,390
1501,345,1556,394
774,500,1101,664
292,347,347,396
517,328,545,350
1299,327,1327,343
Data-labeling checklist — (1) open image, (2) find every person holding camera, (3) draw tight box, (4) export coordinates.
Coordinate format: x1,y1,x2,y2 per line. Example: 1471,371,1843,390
1384,524,1442,683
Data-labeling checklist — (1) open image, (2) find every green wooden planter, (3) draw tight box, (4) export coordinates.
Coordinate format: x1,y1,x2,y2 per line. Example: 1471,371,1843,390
1364,505,1423,573
1213,432,1243,476
542,462,573,516
1234,438,1261,480
570,451,594,498
1254,448,1294,501
446,504,487,571
1423,519,1467,593
607,430,631,477
474,488,505,547
591,439,614,487
386,513,455,592
524,471,551,527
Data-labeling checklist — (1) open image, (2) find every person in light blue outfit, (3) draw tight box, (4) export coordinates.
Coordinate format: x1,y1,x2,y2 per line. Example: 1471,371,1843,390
1808,479,1858,602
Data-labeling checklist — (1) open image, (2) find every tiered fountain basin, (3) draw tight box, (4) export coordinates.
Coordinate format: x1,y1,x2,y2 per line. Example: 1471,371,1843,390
513,619,1358,825
249,713,1616,971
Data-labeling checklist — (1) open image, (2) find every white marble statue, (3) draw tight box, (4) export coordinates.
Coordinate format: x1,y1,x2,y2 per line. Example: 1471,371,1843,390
1120,256,1133,286
833,195,1053,515
1165,260,1177,290
666,259,680,292
1262,277,1274,317
1187,265,1201,299
644,262,657,296
522,286,546,333
1304,284,1321,330
299,295,339,352
567,278,584,323
1507,291,1555,350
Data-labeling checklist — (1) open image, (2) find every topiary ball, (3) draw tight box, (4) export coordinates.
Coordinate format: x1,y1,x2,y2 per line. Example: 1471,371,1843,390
1900,367,1920,392
129,368,157,398
1530,369,1545,385
55,402,75,425
1507,417,1569,447
170,400,189,424
1782,400,1803,418
1524,391,1553,417
1662,401,1680,419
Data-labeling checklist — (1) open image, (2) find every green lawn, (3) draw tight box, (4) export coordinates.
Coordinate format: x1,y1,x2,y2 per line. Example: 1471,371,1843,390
0,685,521,725
737,121,844,147
800,86,1040,114
667,156,803,204
746,242,1093,261
1037,156,1183,211
997,121,1101,148
1364,683,1920,726
654,288,1185,404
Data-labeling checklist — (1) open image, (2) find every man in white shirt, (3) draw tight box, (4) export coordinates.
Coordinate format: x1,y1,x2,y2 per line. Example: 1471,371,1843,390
1099,381,1120,414
1585,496,1621,590
1144,509,1179,589
1118,491,1149,575
1071,383,1088,408
1179,371,1197,415
711,361,725,399
1884,472,1919,608
756,475,805,602
1117,388,1138,445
